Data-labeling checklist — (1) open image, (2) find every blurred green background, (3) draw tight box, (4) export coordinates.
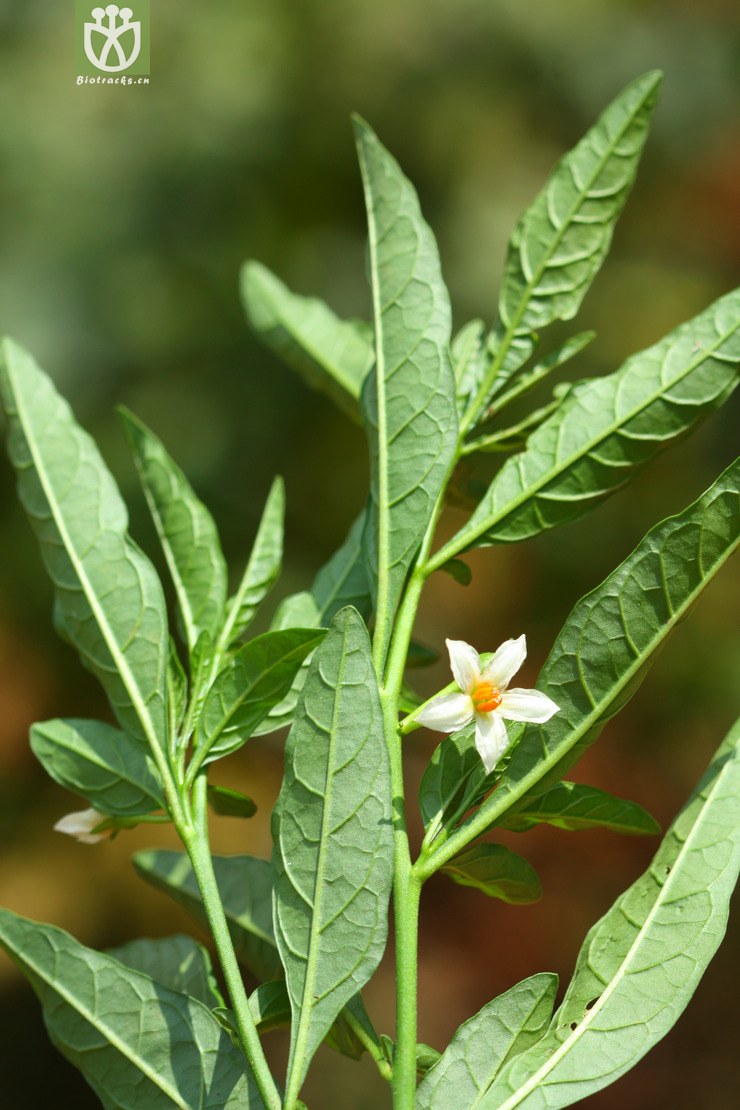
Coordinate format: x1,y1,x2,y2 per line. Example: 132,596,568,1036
0,1,738,1106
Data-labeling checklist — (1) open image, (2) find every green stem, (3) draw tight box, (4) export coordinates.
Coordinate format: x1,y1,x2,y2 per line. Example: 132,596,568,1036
180,776,281,1110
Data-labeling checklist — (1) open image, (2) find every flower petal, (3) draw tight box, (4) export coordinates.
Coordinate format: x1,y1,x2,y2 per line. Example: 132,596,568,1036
416,692,474,733
500,688,560,723
54,808,105,845
474,711,510,774
482,634,527,690
446,639,481,694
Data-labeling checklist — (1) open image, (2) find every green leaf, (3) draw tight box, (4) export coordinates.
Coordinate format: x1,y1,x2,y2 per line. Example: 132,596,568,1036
108,934,224,1009
419,728,482,835
452,319,487,414
207,784,258,819
442,844,542,904
255,510,372,736
416,973,558,1110
133,849,282,981
119,407,228,653
30,718,165,817
479,718,740,1109
222,476,285,644
249,980,291,1034
166,637,188,735
272,606,393,1098
241,260,374,420
0,342,169,753
354,118,458,661
429,457,740,872
502,780,659,836
406,640,440,668
0,909,260,1109
444,289,740,555
439,557,472,586
486,71,661,400
199,627,326,761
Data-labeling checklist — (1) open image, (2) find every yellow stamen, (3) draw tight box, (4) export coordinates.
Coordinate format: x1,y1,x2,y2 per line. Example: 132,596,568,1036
472,680,502,714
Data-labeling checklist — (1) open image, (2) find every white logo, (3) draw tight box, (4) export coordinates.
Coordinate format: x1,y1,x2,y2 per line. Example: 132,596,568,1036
84,5,141,73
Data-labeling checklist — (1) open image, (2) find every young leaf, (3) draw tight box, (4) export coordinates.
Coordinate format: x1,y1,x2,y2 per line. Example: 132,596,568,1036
119,407,228,652
133,849,282,981
249,980,292,1034
452,319,487,414
354,118,458,662
502,780,659,835
221,476,285,644
241,260,374,420
439,288,740,558
423,456,740,873
207,784,258,819
481,71,661,405
0,909,261,1108
30,718,165,817
442,844,542,904
479,717,740,1109
199,627,326,762
167,637,188,734
416,973,558,1110
0,342,169,753
419,728,482,834
108,934,224,1009
272,606,393,1100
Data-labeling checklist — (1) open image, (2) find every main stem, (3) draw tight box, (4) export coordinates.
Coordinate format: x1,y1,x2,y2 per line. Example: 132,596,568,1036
180,776,281,1110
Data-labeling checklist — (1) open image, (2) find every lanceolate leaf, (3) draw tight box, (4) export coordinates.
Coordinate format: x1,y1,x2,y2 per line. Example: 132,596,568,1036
272,607,393,1099
424,457,740,873
482,71,661,403
416,974,558,1110
441,288,740,558
502,781,659,836
119,407,228,652
479,718,740,1109
30,718,165,817
206,784,258,819
0,909,260,1109
354,118,458,661
241,260,374,420
0,342,169,753
442,844,542,904
108,935,223,1009
133,849,282,981
221,476,285,644
199,627,326,761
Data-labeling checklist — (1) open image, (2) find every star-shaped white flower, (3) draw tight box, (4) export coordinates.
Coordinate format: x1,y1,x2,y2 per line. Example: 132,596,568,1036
415,636,559,773
54,807,107,845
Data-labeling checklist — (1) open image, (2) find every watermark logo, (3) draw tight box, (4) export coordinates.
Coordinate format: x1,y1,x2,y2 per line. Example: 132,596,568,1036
75,2,150,82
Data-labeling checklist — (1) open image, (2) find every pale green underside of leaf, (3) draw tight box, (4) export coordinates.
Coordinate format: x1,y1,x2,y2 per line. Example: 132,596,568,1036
256,511,372,734
480,717,740,1109
487,71,661,398
272,606,393,1094
0,341,169,752
241,260,374,420
0,909,260,1109
120,407,228,653
224,475,285,643
416,974,558,1110
199,627,325,761
108,935,223,1010
443,844,542,904
483,455,740,833
133,849,282,982
355,118,458,656
30,718,165,817
502,781,659,836
454,288,740,552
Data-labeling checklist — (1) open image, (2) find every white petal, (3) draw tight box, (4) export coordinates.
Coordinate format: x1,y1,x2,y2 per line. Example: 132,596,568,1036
446,639,481,694
54,808,105,845
416,692,475,733
474,711,510,774
500,688,560,723
482,634,527,691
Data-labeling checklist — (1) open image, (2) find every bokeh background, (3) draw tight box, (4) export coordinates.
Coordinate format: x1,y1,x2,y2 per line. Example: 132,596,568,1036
0,1,738,1106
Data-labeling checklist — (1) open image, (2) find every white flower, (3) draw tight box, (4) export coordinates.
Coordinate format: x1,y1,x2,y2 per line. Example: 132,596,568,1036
54,807,107,845
415,636,559,774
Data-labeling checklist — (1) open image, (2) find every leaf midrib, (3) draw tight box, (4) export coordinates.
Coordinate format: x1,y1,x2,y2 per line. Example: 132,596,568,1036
492,739,735,1109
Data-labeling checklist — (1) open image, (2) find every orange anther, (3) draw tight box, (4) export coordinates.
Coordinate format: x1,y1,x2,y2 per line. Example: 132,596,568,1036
472,681,502,713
